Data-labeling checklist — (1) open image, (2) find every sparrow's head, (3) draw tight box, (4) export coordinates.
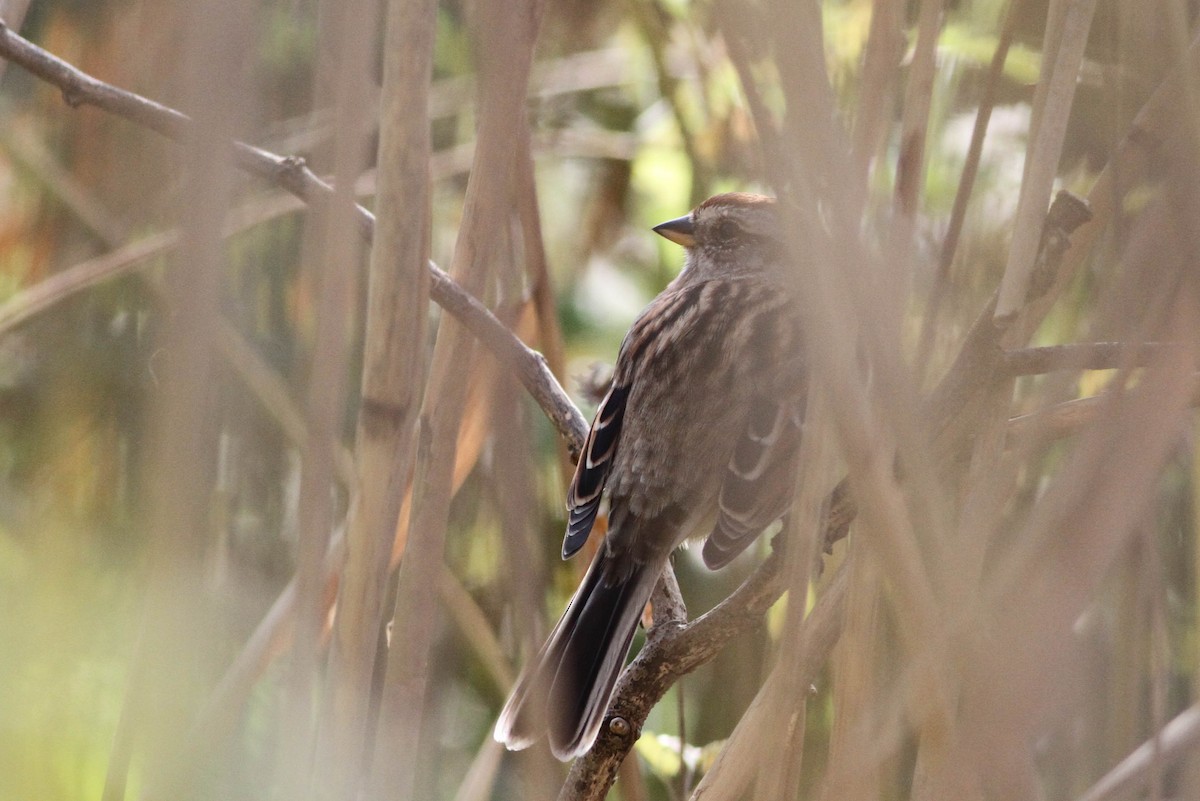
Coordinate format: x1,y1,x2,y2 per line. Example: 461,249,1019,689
653,192,784,280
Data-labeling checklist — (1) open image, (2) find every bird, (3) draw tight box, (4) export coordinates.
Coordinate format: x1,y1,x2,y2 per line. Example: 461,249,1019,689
494,192,808,761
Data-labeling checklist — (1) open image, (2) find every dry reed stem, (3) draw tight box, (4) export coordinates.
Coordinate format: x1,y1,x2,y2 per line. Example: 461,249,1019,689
916,0,1029,371
368,3,544,798
851,0,903,189
1076,704,1200,801
687,563,849,801
703,394,842,800
311,0,435,795
994,0,1099,318
274,0,377,793
720,5,958,797
0,123,128,245
514,121,575,482
817,547,885,801
451,737,507,801
894,0,943,218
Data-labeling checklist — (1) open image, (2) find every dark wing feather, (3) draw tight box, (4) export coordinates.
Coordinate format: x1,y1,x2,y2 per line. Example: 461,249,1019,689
563,382,630,558
561,284,701,559
702,392,805,569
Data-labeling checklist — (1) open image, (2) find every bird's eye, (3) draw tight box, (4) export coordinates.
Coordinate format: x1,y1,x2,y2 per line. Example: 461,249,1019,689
716,219,740,240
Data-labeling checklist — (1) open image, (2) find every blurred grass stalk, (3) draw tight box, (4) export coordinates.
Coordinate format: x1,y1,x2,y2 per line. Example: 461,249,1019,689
272,0,376,796
105,2,258,801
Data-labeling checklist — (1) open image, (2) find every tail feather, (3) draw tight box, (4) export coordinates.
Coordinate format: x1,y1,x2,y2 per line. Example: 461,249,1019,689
494,552,658,760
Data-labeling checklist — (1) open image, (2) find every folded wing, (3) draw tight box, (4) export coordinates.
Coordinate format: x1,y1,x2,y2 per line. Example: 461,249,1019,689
702,391,805,569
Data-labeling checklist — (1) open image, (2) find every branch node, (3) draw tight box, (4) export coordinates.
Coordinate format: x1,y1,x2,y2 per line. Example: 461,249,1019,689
279,154,309,180
1027,190,1093,302
1048,189,1093,232
606,716,632,739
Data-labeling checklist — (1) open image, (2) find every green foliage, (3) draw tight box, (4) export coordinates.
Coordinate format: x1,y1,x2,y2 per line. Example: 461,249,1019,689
940,24,1042,84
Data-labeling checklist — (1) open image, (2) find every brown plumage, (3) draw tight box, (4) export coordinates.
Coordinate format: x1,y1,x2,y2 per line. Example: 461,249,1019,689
494,193,807,760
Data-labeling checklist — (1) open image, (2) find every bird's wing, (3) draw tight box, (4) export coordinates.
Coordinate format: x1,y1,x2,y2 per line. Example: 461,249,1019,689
562,284,703,559
703,378,806,570
562,381,629,558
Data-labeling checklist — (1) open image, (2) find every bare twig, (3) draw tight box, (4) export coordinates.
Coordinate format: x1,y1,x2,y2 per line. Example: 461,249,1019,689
428,263,588,454
1007,374,1200,444
368,3,544,800
0,20,588,453
1004,342,1187,376
12,12,1199,801
1075,705,1200,801
0,0,30,84
925,190,1093,454
1002,24,1200,355
650,561,688,628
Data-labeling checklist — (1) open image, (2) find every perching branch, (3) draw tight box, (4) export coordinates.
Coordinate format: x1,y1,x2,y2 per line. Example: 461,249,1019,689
558,552,788,801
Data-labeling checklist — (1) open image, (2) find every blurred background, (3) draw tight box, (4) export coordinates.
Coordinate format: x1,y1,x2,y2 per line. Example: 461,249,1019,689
0,0,1197,800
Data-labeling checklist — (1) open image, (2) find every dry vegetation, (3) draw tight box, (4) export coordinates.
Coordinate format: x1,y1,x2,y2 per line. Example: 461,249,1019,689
0,1,1198,800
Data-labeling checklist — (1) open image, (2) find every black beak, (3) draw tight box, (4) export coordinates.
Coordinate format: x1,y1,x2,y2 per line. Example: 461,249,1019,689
652,214,696,248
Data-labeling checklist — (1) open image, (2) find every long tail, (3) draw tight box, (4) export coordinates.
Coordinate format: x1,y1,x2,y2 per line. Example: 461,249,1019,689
494,551,659,760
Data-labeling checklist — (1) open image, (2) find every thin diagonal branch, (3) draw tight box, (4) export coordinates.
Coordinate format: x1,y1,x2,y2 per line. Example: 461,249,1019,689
1003,342,1189,377
427,263,587,455
1006,376,1200,444
0,20,588,454
1076,704,1200,801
